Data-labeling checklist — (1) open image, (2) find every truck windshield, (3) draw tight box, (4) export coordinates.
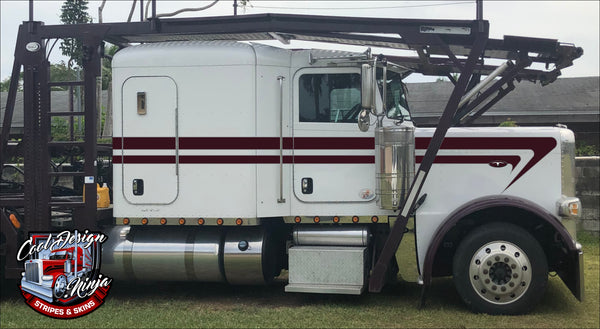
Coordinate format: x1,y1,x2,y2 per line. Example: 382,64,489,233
377,69,411,122
49,252,69,260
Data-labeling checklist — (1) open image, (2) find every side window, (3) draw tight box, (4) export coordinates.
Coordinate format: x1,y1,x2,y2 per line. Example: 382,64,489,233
299,73,361,123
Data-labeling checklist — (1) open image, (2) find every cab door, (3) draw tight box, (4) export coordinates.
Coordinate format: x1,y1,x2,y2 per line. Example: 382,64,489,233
121,76,178,204
292,68,376,203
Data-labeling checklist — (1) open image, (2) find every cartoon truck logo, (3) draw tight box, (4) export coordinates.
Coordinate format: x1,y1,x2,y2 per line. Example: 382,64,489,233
21,238,94,303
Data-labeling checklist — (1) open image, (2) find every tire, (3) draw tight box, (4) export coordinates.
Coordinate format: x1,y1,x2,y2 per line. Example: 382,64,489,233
452,222,548,315
53,275,68,300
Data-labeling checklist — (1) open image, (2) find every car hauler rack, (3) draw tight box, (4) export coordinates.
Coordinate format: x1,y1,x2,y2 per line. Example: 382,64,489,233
1,0,584,314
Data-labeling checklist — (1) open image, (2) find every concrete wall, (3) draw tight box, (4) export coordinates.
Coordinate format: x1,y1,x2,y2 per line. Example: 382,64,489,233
576,156,600,235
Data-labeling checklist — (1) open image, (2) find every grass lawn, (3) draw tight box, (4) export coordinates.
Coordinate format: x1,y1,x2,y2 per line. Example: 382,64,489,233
1,232,598,328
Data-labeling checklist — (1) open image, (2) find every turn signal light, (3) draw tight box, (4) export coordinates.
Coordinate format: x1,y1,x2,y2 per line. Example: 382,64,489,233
141,218,148,225
333,216,340,223
9,214,20,229
198,218,205,225
352,216,359,223
160,218,167,225
569,203,579,216
123,218,130,225
236,218,243,225
314,216,320,223
179,218,186,225
217,218,224,225
294,216,301,223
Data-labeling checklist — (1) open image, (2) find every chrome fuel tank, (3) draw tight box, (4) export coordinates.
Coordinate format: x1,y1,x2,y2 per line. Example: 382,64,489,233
375,126,415,210
102,226,279,284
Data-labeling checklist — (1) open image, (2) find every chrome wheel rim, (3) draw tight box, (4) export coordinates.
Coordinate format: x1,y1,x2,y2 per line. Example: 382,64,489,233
468,241,532,305
53,275,68,299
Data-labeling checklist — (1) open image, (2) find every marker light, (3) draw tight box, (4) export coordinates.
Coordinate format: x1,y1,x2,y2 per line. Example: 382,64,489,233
352,216,359,223
371,216,379,223
294,216,301,223
333,216,340,223
569,203,579,216
141,218,148,225
217,218,224,225
198,218,205,225
236,218,243,225
123,218,130,225
160,218,167,225
558,197,582,218
314,216,320,223
9,214,20,229
179,218,186,225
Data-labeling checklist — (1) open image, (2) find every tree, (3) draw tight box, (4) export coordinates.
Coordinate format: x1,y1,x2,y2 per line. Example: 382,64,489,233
0,63,76,92
101,45,119,137
0,75,22,92
59,0,92,69
101,44,119,90
49,61,78,90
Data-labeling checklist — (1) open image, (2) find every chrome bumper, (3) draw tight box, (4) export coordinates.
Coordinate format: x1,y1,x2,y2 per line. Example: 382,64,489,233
21,279,53,303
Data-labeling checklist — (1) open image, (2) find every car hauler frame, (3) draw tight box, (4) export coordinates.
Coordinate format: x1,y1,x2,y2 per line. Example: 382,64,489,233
1,0,584,314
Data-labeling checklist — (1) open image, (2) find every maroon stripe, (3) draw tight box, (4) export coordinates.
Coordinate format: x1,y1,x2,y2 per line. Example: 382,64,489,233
112,156,175,164
415,137,556,151
115,137,374,150
117,137,176,149
416,137,556,190
113,155,374,164
112,138,121,149
416,155,521,170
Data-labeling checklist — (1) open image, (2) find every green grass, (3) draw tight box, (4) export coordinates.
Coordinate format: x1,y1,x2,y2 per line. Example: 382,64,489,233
1,233,598,328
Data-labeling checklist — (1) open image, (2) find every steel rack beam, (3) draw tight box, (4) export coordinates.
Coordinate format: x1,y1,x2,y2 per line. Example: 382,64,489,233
0,25,26,166
369,28,489,293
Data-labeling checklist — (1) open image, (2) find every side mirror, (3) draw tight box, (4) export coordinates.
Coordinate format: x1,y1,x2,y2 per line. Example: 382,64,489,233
357,109,370,132
361,64,373,111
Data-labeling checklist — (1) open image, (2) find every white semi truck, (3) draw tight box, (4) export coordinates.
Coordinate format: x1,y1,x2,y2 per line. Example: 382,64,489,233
101,41,584,315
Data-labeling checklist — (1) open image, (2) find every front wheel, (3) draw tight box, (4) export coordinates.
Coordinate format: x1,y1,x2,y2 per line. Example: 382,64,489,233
53,275,68,300
453,222,548,314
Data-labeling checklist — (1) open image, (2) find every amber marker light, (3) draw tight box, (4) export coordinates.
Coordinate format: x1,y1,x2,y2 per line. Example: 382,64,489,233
333,216,340,223
179,218,186,225
217,218,224,225
352,216,359,223
123,218,130,225
160,218,167,225
314,216,320,223
236,218,243,225
141,218,148,225
9,214,20,229
371,216,379,223
198,218,205,225
569,203,579,216
294,216,301,223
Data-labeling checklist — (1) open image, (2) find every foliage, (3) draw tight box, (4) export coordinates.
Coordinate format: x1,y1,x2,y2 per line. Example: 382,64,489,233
102,44,119,90
576,141,600,156
59,0,92,69
436,73,459,82
0,74,22,92
49,61,78,90
1,62,77,92
50,117,70,141
499,118,519,127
